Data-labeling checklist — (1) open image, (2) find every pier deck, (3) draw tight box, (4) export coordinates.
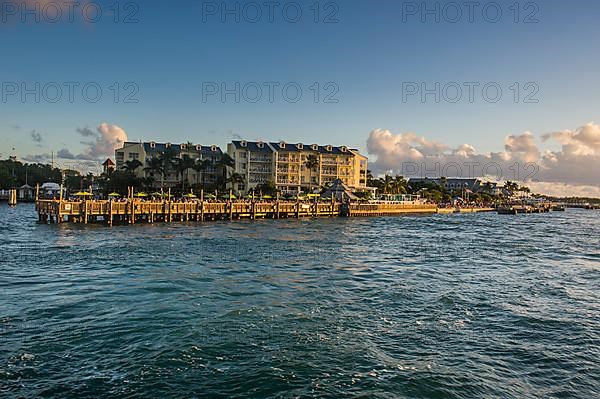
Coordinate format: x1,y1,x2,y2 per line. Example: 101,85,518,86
35,199,448,225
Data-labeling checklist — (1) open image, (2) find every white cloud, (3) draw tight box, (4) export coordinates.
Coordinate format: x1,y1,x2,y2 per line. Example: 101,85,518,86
78,123,128,160
366,123,600,197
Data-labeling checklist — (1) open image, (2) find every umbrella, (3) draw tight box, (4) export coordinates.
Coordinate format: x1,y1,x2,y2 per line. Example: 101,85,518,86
262,195,273,199
307,193,320,198
220,194,237,199
74,191,93,196
204,194,216,199
183,193,197,198
135,192,148,197
108,192,120,197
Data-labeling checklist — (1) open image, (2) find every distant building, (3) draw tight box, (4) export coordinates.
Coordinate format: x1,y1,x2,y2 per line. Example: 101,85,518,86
409,177,483,192
227,140,368,194
18,184,34,200
102,158,115,173
115,142,224,188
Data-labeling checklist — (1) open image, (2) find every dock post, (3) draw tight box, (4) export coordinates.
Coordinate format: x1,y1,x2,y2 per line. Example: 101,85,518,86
251,191,255,220
57,184,64,223
200,189,204,222
8,188,17,206
295,197,300,219
168,188,172,223
331,193,334,217
275,192,280,219
131,187,136,225
228,189,233,220
108,200,113,226
35,184,39,211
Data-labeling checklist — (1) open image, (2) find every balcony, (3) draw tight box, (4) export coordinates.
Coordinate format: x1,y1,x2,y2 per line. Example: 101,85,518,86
249,157,272,163
249,168,271,173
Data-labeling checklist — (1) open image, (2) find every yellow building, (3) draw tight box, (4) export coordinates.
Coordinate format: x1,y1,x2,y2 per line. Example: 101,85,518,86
227,140,368,194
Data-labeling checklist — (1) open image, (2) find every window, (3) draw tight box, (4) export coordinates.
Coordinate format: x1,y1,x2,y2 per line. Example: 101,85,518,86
297,143,303,150
326,145,332,152
241,140,247,147
129,152,139,160
196,145,202,151
181,143,187,150
341,146,347,152
211,145,217,152
311,144,318,151
165,143,171,148
149,142,156,148
279,141,286,149
257,141,264,148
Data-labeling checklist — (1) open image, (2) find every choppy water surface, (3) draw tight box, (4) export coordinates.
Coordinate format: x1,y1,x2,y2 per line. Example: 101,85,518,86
1,204,599,398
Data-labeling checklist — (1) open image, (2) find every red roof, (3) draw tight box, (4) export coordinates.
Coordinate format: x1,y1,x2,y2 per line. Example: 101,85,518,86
103,158,115,166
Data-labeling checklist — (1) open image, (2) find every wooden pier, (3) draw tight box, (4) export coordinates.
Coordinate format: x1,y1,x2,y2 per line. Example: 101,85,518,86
35,198,445,225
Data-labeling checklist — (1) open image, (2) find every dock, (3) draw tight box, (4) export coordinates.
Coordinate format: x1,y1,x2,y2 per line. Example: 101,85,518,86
34,198,452,225
497,205,551,215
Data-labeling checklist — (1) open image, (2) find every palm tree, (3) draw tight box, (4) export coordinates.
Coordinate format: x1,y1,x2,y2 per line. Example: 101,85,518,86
380,174,394,194
193,158,212,187
393,175,408,194
217,153,235,182
227,172,245,193
366,170,375,186
144,157,165,190
304,154,319,192
172,154,195,192
123,159,143,175
156,148,178,190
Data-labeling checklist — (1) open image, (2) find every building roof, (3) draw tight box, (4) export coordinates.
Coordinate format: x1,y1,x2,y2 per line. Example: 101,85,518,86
231,140,274,153
230,140,355,155
140,142,223,155
322,179,358,200
270,142,349,155
103,158,115,166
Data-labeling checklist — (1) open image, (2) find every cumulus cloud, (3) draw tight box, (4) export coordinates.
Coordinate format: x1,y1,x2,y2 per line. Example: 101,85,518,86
504,131,540,162
77,123,128,160
366,123,600,197
23,123,127,166
57,148,76,159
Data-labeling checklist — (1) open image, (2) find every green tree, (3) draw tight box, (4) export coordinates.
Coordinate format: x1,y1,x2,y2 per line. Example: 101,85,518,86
123,159,143,174
193,159,213,187
393,175,408,194
171,154,195,192
227,172,245,193
217,153,235,182
380,174,394,194
304,154,319,191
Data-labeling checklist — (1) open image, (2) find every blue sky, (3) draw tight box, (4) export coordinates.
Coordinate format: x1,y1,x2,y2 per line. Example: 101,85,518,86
1,0,599,166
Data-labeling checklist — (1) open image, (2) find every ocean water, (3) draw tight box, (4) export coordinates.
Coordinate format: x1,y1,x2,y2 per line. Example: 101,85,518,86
1,203,599,398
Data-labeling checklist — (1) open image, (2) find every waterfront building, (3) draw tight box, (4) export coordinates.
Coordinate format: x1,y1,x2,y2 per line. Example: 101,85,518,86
115,142,224,189
227,140,368,194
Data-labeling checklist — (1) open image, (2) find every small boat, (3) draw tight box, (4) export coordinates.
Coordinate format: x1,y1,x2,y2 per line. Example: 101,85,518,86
552,205,565,211
498,206,518,215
